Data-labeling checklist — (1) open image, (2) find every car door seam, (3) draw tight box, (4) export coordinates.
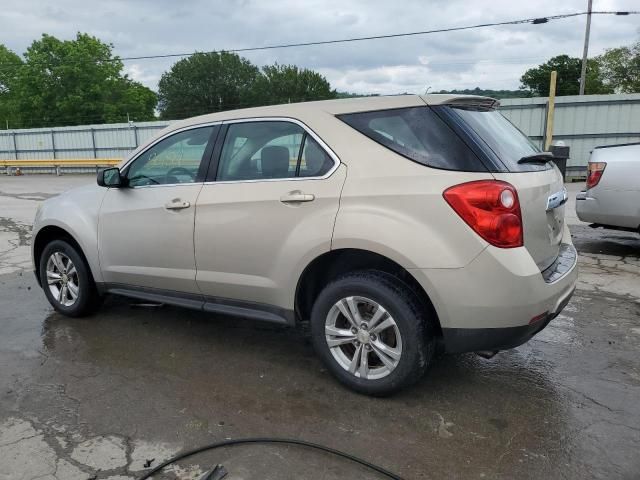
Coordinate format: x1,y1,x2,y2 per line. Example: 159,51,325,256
329,163,348,251
192,183,206,295
96,187,112,282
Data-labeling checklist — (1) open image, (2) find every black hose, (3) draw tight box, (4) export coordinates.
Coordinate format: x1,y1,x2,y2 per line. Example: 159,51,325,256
137,437,405,480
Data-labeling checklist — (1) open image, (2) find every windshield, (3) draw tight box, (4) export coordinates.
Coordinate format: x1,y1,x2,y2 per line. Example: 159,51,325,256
448,107,551,172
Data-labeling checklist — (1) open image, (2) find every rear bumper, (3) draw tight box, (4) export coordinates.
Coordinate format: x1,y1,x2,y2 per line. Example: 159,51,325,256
409,228,578,354
441,285,575,353
576,190,600,223
576,189,640,230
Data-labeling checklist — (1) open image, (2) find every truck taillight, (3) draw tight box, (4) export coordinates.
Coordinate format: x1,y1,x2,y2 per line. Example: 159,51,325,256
443,180,523,248
586,162,607,189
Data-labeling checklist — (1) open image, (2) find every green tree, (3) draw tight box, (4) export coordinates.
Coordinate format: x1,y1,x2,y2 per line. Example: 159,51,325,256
0,45,23,126
158,52,260,119
5,33,156,128
519,55,613,96
434,87,531,99
335,91,374,98
253,64,336,105
103,80,157,123
596,41,640,93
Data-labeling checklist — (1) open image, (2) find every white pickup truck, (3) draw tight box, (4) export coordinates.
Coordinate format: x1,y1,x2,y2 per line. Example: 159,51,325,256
576,142,640,233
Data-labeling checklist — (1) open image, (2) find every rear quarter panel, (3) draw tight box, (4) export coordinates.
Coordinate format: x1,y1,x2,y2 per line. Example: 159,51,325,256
309,113,492,269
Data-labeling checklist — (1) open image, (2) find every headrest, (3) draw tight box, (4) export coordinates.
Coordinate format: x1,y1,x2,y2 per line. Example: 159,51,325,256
261,146,290,178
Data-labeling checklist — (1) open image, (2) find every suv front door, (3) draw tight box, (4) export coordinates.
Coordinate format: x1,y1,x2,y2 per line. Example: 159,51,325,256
98,125,218,293
194,119,346,313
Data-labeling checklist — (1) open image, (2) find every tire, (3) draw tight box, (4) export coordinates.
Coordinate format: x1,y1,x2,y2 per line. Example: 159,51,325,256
310,270,435,396
39,239,100,317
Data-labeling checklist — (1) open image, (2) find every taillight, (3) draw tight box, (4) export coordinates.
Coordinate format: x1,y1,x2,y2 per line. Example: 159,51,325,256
443,180,523,248
586,162,606,189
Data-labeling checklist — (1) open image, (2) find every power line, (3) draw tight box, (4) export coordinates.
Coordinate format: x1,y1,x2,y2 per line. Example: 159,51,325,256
1,96,333,129
0,10,637,73
115,11,637,62
1,10,637,129
0,55,562,78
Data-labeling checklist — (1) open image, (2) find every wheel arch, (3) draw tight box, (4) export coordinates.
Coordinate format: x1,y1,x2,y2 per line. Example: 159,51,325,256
33,225,96,287
294,248,442,335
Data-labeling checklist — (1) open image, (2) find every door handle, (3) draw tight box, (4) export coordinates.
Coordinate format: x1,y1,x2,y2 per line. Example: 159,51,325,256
164,199,191,210
280,191,315,204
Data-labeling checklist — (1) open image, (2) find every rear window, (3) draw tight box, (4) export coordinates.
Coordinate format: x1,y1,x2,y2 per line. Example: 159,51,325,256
447,106,551,172
337,107,486,172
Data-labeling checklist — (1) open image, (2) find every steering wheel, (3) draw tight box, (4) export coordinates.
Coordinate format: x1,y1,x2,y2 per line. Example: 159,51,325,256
165,167,195,183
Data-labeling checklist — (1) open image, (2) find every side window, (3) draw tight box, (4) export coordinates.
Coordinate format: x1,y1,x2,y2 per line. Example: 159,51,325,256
338,107,486,172
218,122,304,181
126,126,215,187
298,136,334,177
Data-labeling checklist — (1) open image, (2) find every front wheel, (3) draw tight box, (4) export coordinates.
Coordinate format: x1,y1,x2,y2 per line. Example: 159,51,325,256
310,271,435,396
39,239,99,317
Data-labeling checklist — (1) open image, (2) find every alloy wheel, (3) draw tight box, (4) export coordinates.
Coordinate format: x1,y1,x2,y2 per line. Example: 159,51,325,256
325,296,403,380
46,252,79,307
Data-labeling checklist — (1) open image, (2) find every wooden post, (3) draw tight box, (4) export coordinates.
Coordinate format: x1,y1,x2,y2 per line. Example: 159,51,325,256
544,70,557,151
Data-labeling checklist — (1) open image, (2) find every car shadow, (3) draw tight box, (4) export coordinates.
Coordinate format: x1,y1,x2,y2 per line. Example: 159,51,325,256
570,224,639,257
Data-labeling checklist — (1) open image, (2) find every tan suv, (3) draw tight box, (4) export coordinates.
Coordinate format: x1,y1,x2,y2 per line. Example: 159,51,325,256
32,95,577,395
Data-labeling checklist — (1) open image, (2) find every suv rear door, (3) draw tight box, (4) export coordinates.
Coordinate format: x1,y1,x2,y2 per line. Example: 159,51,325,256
194,119,346,311
441,104,566,271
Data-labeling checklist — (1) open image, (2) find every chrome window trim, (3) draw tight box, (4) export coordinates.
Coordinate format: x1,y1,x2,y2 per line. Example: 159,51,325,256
117,182,204,190
204,116,341,184
119,121,223,189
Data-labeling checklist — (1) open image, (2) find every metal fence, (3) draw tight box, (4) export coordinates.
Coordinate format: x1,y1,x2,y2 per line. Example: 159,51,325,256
500,93,640,178
2,93,640,177
0,121,171,161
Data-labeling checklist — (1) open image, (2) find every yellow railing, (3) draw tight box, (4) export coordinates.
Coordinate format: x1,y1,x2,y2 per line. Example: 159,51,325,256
0,159,121,167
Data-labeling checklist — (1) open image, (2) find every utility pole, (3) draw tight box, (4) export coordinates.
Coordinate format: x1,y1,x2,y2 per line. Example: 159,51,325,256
579,0,593,95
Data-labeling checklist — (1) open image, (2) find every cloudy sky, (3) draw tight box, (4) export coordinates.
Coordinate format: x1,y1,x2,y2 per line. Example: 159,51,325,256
1,0,638,94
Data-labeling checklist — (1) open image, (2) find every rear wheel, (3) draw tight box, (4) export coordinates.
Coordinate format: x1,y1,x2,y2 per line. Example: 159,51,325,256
311,270,435,396
39,239,99,317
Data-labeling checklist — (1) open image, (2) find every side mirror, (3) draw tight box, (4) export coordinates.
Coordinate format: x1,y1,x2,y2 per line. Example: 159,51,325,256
97,167,124,188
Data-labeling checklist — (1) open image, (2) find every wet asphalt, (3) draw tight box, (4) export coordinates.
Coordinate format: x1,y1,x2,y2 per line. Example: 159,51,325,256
0,177,639,479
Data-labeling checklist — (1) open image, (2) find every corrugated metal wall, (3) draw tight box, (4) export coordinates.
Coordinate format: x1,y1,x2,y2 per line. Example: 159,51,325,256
0,121,171,160
500,93,640,174
1,93,639,175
